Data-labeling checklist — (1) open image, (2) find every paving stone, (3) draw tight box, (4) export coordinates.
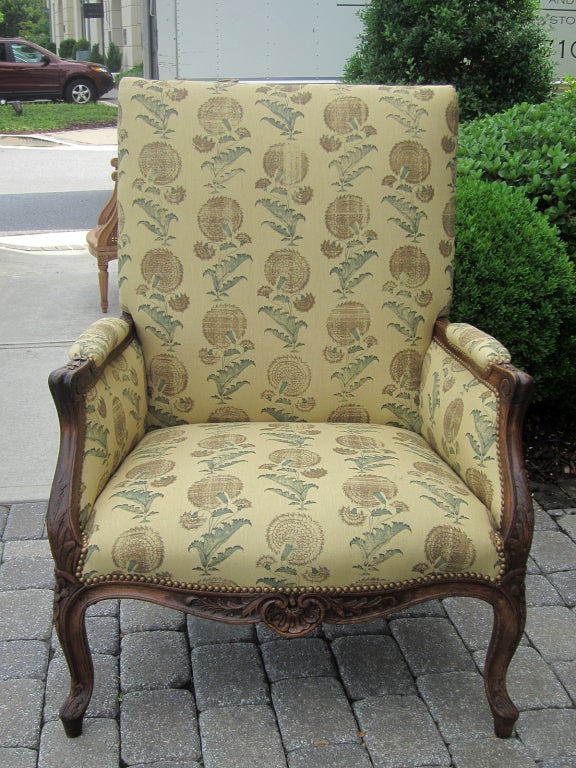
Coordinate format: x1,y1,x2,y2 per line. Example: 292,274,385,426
331,635,415,699
534,507,560,531
187,614,256,647
525,606,576,661
288,742,373,768
0,748,37,768
0,556,55,589
0,589,53,641
0,679,44,748
38,718,119,768
442,597,493,651
540,759,576,768
390,617,475,675
2,539,52,559
526,574,564,606
199,705,286,768
532,483,573,511
530,531,576,573
121,689,200,765
85,615,119,655
0,640,50,680
474,646,570,710
261,637,336,682
44,653,119,720
86,599,119,617
2,502,47,540
121,630,190,691
549,572,576,607
271,677,359,751
0,505,9,537
517,709,576,761
121,599,185,633
192,643,269,711
553,661,576,703
390,599,447,618
130,763,201,768
558,515,576,544
354,695,450,768
450,738,538,767
417,671,494,742
322,616,390,640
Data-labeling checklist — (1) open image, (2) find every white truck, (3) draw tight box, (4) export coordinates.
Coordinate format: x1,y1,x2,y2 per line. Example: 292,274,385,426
141,0,366,80
140,1,575,83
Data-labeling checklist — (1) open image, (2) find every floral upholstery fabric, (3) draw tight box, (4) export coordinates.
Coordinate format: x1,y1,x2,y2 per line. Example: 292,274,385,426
81,422,504,590
115,79,457,429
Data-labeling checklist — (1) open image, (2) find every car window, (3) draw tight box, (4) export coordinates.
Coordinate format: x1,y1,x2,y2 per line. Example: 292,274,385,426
0,43,7,63
11,43,45,64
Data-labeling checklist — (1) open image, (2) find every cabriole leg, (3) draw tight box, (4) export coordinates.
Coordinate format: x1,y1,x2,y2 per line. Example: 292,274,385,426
54,587,94,737
484,579,526,737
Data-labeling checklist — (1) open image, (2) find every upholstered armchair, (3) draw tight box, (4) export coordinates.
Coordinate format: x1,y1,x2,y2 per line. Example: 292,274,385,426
48,79,533,739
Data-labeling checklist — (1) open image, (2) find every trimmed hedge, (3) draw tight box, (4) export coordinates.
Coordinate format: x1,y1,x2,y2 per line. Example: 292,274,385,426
458,89,576,259
452,177,576,407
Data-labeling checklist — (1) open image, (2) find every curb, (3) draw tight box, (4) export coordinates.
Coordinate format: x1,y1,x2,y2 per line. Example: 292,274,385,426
0,230,89,252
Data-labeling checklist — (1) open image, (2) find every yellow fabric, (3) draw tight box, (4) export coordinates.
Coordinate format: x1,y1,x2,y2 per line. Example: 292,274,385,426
72,334,148,528
116,79,457,429
81,422,504,591
419,337,504,526
445,323,511,375
69,317,134,368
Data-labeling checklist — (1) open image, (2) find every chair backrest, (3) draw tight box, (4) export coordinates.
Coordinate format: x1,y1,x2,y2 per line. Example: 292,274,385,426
116,79,457,429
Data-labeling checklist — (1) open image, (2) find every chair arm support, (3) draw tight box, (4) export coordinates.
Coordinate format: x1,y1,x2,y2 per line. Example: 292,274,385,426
419,319,533,555
47,314,147,571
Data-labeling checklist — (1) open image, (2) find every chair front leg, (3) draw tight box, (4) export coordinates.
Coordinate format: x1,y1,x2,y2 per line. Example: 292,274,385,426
484,573,526,737
53,577,94,737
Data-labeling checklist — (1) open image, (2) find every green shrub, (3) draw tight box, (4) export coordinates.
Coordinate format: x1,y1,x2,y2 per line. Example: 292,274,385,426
458,89,576,258
452,177,576,407
89,43,105,64
58,38,76,59
344,0,553,120
106,41,122,72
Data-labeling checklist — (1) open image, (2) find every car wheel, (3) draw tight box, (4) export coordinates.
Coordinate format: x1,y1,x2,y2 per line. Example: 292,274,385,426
65,78,96,104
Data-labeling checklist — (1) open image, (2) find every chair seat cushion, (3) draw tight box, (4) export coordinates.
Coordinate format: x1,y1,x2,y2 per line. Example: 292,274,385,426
81,422,504,592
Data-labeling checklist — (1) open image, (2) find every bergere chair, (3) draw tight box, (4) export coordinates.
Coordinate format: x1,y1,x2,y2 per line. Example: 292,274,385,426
48,78,534,739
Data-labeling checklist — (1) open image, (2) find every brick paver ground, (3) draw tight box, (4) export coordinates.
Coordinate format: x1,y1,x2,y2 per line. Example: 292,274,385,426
1,480,576,768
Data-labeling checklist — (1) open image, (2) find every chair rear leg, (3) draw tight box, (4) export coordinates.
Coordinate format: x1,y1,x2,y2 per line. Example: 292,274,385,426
54,588,94,737
483,578,526,737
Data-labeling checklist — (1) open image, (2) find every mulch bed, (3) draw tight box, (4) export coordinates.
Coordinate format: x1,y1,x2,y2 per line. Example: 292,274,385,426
523,405,576,483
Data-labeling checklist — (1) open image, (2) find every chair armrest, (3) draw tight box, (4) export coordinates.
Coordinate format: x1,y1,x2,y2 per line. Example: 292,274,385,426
47,315,147,564
419,318,533,552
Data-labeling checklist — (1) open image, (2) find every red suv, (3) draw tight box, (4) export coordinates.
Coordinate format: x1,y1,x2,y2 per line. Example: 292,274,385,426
0,37,114,104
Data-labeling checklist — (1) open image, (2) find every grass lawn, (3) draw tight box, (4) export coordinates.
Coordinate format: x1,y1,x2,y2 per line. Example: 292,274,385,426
0,102,118,134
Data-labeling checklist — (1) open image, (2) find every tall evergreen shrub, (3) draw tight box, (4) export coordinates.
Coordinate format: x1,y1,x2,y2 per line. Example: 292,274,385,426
344,0,553,119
